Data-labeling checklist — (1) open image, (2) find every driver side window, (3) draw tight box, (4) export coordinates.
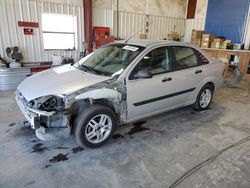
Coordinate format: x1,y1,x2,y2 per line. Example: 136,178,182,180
130,47,171,79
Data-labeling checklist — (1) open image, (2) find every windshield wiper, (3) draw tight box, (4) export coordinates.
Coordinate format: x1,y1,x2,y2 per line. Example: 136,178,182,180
80,64,98,75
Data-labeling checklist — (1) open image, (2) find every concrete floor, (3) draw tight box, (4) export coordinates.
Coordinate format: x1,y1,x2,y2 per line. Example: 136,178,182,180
0,80,250,188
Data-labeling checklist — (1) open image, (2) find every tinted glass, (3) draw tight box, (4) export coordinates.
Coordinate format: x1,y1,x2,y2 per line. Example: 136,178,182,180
194,50,209,65
173,47,198,69
131,47,171,77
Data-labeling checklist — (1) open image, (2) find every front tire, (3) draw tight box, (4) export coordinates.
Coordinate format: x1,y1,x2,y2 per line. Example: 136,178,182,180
193,84,214,111
74,105,117,148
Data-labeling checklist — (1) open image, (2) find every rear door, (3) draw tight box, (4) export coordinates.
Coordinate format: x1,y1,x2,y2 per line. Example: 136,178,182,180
169,46,209,104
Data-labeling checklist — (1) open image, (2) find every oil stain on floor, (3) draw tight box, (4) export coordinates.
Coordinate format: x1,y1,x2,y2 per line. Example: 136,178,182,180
112,133,124,140
43,146,85,168
128,121,150,135
32,143,47,153
71,146,84,153
49,153,69,163
8,123,15,127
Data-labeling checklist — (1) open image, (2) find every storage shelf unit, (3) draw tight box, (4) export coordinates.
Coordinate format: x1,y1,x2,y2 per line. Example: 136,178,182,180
201,48,250,78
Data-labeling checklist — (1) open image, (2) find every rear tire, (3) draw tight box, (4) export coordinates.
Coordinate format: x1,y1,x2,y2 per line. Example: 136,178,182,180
193,84,214,111
74,105,117,148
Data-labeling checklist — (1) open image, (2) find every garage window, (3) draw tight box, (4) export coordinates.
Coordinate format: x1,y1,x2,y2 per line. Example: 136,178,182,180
41,13,77,50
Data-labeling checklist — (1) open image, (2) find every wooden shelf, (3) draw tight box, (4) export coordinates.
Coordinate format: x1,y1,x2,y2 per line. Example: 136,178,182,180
201,48,250,78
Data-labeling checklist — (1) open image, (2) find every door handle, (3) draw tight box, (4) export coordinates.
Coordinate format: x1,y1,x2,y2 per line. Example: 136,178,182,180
195,70,202,74
162,77,172,82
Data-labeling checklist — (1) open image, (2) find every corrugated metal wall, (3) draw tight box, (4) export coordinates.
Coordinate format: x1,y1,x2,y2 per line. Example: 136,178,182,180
1,3,185,63
117,12,185,40
1,0,250,64
114,11,146,40
148,15,185,40
92,8,113,33
0,0,84,62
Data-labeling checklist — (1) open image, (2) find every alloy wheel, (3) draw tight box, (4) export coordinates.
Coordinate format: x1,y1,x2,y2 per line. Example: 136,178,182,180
85,114,112,144
199,89,212,108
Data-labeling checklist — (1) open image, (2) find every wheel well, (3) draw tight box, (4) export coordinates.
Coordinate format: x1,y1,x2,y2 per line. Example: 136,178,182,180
93,99,121,125
93,99,116,113
206,82,215,91
69,99,118,134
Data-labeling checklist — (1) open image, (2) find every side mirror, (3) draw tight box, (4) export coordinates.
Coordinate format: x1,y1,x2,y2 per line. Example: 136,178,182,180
133,70,153,79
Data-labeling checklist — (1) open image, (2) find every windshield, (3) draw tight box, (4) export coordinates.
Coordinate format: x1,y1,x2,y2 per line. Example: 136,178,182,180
75,43,145,77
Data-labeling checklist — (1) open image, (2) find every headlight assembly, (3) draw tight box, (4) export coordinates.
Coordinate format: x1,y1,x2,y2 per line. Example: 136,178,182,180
28,96,65,112
38,96,65,112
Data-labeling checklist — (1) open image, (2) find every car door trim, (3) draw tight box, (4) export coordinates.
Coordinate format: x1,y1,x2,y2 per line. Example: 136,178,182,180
133,87,196,106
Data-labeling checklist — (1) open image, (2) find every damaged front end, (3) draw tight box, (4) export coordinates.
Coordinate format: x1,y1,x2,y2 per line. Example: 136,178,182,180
16,91,69,130
15,78,126,140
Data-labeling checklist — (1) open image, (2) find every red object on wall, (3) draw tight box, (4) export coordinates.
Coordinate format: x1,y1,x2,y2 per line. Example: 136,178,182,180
18,21,39,28
93,27,114,48
23,28,33,35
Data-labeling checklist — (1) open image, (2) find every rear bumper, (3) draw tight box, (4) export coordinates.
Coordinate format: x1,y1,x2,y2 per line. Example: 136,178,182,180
215,76,224,90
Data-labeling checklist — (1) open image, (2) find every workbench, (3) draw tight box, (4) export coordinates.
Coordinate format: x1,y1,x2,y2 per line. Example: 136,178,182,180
201,48,250,79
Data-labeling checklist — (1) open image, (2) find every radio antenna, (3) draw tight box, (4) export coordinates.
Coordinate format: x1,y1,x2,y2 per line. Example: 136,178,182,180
124,18,153,43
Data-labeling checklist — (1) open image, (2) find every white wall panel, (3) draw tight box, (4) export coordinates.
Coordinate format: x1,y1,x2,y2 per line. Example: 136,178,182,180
92,8,113,34
117,11,143,40
184,18,205,42
0,0,84,62
147,16,185,40
116,11,146,40
106,10,186,41
93,0,187,18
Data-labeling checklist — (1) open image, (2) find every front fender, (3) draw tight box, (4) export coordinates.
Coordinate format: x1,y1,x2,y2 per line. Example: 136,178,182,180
75,88,122,103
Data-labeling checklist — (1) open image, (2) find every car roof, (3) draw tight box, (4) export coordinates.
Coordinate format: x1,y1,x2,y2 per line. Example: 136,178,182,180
113,39,212,62
115,39,195,48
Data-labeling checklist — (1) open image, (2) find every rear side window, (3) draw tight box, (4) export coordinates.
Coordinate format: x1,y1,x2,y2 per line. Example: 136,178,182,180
194,50,209,65
173,47,198,70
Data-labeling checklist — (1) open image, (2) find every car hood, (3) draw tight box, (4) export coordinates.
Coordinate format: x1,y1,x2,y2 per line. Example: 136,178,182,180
17,64,112,101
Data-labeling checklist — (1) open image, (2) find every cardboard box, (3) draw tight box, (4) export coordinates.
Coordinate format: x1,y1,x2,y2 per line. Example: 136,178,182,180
201,41,211,48
224,40,232,43
191,39,201,47
202,34,215,42
221,40,232,49
211,42,221,49
213,38,225,43
139,33,147,39
167,32,180,41
191,30,204,40
221,43,227,49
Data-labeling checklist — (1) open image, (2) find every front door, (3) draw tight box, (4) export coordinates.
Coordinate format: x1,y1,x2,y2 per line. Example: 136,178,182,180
126,46,177,121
